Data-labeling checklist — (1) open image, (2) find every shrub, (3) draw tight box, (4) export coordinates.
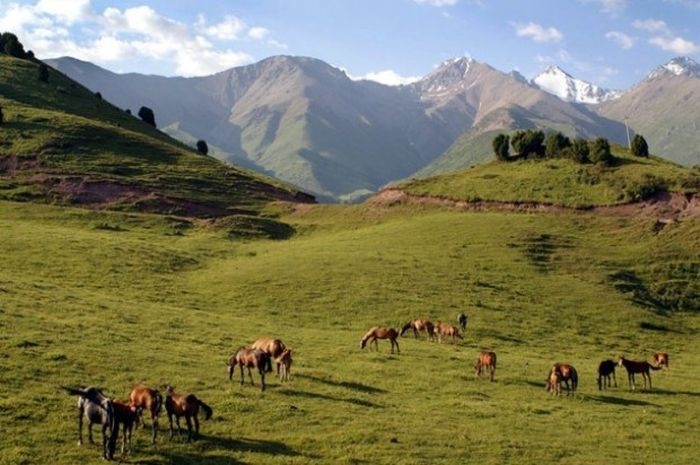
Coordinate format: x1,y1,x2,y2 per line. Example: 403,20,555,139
567,138,590,164
37,63,49,83
631,134,649,157
544,131,571,158
589,138,612,165
491,134,509,161
511,129,545,158
196,139,209,155
137,106,156,127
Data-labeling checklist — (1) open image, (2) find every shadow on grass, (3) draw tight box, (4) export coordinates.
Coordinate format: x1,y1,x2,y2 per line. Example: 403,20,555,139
295,373,386,394
645,388,700,397
277,387,382,408
588,394,659,406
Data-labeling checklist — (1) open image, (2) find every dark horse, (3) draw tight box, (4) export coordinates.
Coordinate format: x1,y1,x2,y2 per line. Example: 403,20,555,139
62,386,118,460
111,399,140,454
163,385,213,441
400,319,435,340
618,355,661,390
458,313,468,332
597,359,617,390
128,384,162,444
546,363,578,395
360,326,400,353
227,347,273,391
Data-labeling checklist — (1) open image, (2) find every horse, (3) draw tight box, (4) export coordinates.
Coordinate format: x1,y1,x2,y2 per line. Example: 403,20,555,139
400,319,435,340
653,352,669,368
458,313,468,332
545,368,562,396
618,355,661,390
597,359,617,390
474,351,497,381
251,337,287,375
360,326,400,353
434,321,463,344
163,385,212,442
61,386,118,460
128,384,162,444
549,363,578,395
111,399,140,454
275,348,293,382
227,347,273,391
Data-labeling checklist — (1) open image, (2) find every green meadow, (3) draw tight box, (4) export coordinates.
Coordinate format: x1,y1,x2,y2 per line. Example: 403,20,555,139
2,199,699,465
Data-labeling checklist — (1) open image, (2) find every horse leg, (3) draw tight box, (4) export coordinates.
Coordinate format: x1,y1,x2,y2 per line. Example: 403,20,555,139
260,369,266,392
185,415,193,442
490,365,495,382
612,371,617,388
193,413,200,439
77,409,84,446
167,413,175,440
247,366,255,386
393,338,400,354
88,420,95,445
151,413,158,444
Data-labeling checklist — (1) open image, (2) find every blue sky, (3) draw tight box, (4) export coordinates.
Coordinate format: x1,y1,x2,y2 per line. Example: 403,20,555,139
1,0,698,89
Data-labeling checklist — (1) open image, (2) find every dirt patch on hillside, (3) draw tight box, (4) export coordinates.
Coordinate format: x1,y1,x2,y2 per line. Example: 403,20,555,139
368,188,700,221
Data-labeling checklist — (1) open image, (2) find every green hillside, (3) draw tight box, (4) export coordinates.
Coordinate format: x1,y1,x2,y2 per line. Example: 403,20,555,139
0,55,312,217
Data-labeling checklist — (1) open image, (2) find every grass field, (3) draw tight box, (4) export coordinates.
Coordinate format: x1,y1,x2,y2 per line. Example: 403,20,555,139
2,199,699,465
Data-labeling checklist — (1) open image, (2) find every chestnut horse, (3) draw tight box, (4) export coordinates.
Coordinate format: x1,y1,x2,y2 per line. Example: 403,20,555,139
597,359,617,390
474,351,497,381
128,384,162,444
275,348,293,382
251,337,287,375
227,347,273,391
360,326,400,353
111,399,139,454
400,319,435,340
163,385,212,442
434,321,463,344
618,355,661,390
545,369,562,396
548,363,578,395
653,352,669,368
61,386,118,460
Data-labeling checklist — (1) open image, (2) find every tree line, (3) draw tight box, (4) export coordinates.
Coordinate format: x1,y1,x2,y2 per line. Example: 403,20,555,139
492,129,649,164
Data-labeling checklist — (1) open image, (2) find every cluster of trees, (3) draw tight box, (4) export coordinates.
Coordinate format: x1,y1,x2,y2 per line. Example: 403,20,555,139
0,32,33,60
492,129,649,164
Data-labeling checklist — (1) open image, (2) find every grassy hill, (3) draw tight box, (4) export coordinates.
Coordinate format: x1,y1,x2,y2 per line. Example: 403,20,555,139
0,55,312,217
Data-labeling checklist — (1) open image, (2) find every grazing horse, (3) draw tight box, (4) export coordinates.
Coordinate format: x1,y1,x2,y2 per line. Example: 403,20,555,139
618,355,661,390
474,351,497,381
653,352,669,368
434,321,463,344
251,337,287,375
400,319,435,340
275,348,293,382
458,313,468,332
597,360,617,390
545,368,562,396
128,384,162,444
549,363,578,395
111,399,139,454
227,347,273,391
61,386,118,460
360,326,400,353
163,385,212,442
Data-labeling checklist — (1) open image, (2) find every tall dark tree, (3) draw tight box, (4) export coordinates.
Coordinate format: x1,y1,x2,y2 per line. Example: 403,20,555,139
137,106,156,127
544,131,571,158
196,139,209,155
492,134,510,161
631,134,649,158
37,63,49,83
1,32,26,58
511,129,545,158
589,137,612,165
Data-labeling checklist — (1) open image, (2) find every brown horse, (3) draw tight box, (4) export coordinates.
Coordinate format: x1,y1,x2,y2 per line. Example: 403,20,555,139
474,351,497,381
597,359,617,390
111,399,139,454
275,348,293,382
227,347,273,391
251,337,287,375
549,363,578,395
360,326,400,353
618,355,661,390
545,368,562,396
128,384,162,444
653,352,669,368
434,321,463,344
163,385,212,441
400,319,435,340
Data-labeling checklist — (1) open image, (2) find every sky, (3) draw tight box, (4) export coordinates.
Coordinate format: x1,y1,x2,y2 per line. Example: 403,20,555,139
1,0,698,90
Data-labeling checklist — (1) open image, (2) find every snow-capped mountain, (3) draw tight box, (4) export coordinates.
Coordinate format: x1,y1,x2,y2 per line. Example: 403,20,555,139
645,56,700,80
532,66,621,104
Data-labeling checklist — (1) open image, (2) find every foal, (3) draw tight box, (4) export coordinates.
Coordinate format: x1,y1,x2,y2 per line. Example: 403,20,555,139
163,385,213,441
474,351,497,382
597,359,617,390
618,355,661,390
111,399,139,454
128,384,162,444
275,348,293,382
549,363,578,395
653,352,669,368
360,326,400,353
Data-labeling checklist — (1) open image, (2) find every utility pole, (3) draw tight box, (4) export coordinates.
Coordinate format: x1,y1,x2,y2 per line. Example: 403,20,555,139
623,116,631,150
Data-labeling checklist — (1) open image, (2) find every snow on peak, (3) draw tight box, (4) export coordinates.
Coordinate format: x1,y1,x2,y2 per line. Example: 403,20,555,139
646,56,700,80
532,66,620,104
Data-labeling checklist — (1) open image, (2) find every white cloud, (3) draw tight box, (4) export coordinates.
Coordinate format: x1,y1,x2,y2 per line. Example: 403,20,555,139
605,31,635,49
267,39,288,49
578,0,627,15
649,36,700,54
358,70,422,86
248,27,269,40
633,19,669,33
203,14,247,40
514,22,563,43
414,0,458,6
36,0,93,24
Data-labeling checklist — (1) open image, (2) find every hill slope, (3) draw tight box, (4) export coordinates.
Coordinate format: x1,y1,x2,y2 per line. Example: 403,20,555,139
0,55,313,218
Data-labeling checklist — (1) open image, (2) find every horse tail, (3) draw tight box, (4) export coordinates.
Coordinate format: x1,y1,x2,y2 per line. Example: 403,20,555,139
198,400,213,421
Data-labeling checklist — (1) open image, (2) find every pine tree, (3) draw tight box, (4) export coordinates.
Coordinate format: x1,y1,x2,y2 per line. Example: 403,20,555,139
631,134,649,157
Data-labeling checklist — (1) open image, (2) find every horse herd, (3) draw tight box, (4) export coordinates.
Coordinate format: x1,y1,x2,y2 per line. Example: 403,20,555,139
62,337,292,460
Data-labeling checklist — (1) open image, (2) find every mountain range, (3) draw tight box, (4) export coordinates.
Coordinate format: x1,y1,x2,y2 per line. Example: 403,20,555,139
45,55,700,202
